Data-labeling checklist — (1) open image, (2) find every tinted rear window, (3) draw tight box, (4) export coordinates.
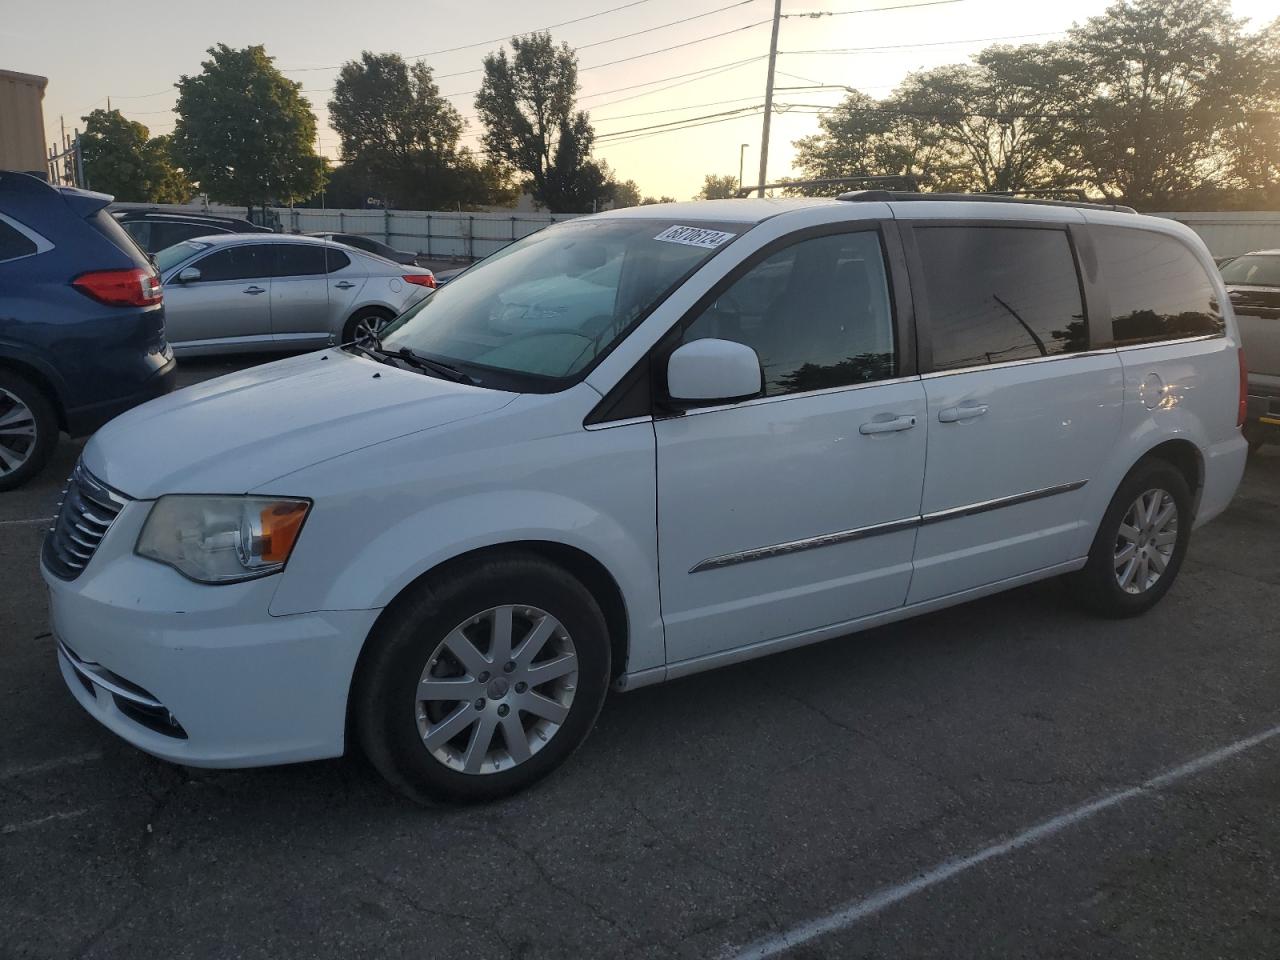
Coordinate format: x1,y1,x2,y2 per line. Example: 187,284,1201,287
326,248,351,272
915,226,1087,371
274,243,328,277
1093,227,1224,345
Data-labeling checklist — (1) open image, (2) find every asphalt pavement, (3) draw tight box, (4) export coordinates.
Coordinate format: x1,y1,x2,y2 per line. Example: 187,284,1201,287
2,355,1279,959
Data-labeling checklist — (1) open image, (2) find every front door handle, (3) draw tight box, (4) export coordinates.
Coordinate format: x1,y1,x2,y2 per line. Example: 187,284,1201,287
859,414,917,435
938,403,989,423
334,280,356,289
243,285,266,295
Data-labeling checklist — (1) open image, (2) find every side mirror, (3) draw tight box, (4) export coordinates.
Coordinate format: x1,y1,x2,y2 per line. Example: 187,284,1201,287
177,266,201,283
666,338,762,406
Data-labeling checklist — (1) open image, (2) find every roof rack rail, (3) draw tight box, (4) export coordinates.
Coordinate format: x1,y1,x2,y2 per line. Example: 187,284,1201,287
836,190,1137,214
735,175,919,198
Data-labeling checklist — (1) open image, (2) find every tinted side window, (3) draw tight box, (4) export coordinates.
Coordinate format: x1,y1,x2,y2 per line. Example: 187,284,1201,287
274,243,328,277
915,226,1086,371
0,220,37,262
193,245,272,282
681,230,895,395
121,220,151,250
1093,227,1224,345
326,248,351,272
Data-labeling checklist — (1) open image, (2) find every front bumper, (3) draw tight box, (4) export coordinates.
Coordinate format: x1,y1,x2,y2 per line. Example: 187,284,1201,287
43,500,379,768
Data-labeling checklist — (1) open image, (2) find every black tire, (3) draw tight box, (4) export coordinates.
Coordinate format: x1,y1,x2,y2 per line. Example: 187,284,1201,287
1068,458,1193,618
354,552,611,804
0,371,58,492
341,308,394,346
1243,424,1267,456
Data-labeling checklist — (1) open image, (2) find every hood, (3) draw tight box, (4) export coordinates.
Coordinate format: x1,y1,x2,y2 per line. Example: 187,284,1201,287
83,350,517,498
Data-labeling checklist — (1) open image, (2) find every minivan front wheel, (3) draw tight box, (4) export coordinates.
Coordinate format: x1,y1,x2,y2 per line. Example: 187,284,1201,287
1070,459,1192,617
355,553,611,803
0,371,57,492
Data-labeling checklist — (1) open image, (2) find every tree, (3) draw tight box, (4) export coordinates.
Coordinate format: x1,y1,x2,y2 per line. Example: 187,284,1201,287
641,195,677,205
329,51,511,209
609,179,642,208
172,44,326,215
698,174,738,199
1061,0,1269,208
791,89,956,194
79,109,192,203
475,32,613,212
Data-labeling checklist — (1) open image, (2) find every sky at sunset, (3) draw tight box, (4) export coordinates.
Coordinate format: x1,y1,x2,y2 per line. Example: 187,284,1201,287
3,0,1278,202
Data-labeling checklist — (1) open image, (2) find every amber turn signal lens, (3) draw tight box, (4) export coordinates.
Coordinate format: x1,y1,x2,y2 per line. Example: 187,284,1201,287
260,502,309,563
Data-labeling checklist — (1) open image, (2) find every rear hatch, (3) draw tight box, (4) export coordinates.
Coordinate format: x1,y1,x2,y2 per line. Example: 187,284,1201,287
1220,254,1280,380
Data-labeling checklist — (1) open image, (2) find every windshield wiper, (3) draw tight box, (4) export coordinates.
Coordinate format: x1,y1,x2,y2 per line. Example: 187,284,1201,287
386,346,478,385
345,341,398,367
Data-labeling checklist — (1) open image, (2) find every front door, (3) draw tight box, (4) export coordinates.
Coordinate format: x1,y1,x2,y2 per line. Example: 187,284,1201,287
268,242,332,348
903,223,1124,603
163,242,274,349
655,226,927,666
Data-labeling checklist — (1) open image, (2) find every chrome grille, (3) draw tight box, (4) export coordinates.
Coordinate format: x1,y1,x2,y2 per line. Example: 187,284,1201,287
42,462,129,580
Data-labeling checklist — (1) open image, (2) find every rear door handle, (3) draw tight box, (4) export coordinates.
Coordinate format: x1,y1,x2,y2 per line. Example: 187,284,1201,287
334,280,356,289
859,414,917,435
243,285,266,295
938,403,989,423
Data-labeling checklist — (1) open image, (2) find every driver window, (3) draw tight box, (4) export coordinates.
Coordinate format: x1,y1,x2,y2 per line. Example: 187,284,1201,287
681,230,895,396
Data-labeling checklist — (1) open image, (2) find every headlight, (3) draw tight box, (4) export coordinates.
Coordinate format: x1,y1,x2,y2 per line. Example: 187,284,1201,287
136,496,311,583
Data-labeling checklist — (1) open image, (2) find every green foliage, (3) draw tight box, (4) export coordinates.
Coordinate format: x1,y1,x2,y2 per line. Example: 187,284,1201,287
475,32,614,212
792,1,1280,209
328,51,513,209
609,179,642,208
640,196,677,205
80,109,192,203
698,174,739,200
172,44,326,210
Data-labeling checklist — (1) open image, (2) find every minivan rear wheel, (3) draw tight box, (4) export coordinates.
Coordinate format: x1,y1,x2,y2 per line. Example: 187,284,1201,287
354,553,611,803
0,371,57,492
1069,459,1192,618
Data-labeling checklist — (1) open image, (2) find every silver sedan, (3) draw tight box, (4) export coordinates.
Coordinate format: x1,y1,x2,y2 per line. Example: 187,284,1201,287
153,234,436,356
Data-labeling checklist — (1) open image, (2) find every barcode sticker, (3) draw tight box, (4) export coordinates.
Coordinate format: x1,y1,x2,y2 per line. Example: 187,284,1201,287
653,225,736,249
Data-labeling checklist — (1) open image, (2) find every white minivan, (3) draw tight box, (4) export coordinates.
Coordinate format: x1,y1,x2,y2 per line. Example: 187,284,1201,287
43,193,1248,802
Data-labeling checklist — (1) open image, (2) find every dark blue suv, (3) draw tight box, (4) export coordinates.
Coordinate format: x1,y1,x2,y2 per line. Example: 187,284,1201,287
0,172,175,489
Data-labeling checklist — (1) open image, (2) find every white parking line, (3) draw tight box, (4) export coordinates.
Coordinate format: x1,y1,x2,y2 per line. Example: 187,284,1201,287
0,516,54,527
0,751,103,781
1,809,87,835
729,722,1280,960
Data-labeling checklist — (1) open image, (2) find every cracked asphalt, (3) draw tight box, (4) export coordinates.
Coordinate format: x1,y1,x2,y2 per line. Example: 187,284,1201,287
3,355,1280,959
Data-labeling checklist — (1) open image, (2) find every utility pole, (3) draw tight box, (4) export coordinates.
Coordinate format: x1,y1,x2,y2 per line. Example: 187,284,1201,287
738,143,749,192
756,0,782,197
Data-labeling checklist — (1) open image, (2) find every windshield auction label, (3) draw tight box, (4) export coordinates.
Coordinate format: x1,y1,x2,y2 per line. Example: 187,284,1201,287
653,225,736,249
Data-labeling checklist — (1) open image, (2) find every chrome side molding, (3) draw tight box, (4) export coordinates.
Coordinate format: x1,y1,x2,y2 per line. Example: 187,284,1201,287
689,479,1089,573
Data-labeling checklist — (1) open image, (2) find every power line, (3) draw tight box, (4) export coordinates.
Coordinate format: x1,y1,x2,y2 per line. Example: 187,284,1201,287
781,30,1063,55
781,0,962,17
281,0,662,72
597,108,766,145
576,0,761,51
594,94,766,123
596,104,764,141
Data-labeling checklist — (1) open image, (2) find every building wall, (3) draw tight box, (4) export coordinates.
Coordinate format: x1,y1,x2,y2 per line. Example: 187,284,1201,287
0,71,48,174
1151,212,1280,258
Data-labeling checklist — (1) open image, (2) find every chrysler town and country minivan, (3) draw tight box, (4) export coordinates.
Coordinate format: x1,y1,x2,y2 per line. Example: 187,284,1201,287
43,193,1247,802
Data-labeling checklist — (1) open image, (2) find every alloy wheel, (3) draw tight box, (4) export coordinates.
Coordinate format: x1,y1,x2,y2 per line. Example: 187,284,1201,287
416,605,579,775
1113,488,1178,594
0,388,37,478
354,315,391,346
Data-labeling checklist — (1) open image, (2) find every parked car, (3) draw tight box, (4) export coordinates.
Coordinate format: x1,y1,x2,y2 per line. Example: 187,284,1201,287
0,172,174,490
43,194,1246,802
1220,249,1280,451
153,233,436,355
113,209,272,254
307,231,422,266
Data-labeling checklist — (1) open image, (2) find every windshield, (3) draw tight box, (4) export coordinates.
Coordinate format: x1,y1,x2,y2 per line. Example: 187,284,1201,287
155,239,210,273
1220,254,1280,287
380,218,741,388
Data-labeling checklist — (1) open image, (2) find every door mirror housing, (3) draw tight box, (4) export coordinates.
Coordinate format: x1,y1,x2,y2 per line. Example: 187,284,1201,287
177,266,201,284
666,338,763,406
